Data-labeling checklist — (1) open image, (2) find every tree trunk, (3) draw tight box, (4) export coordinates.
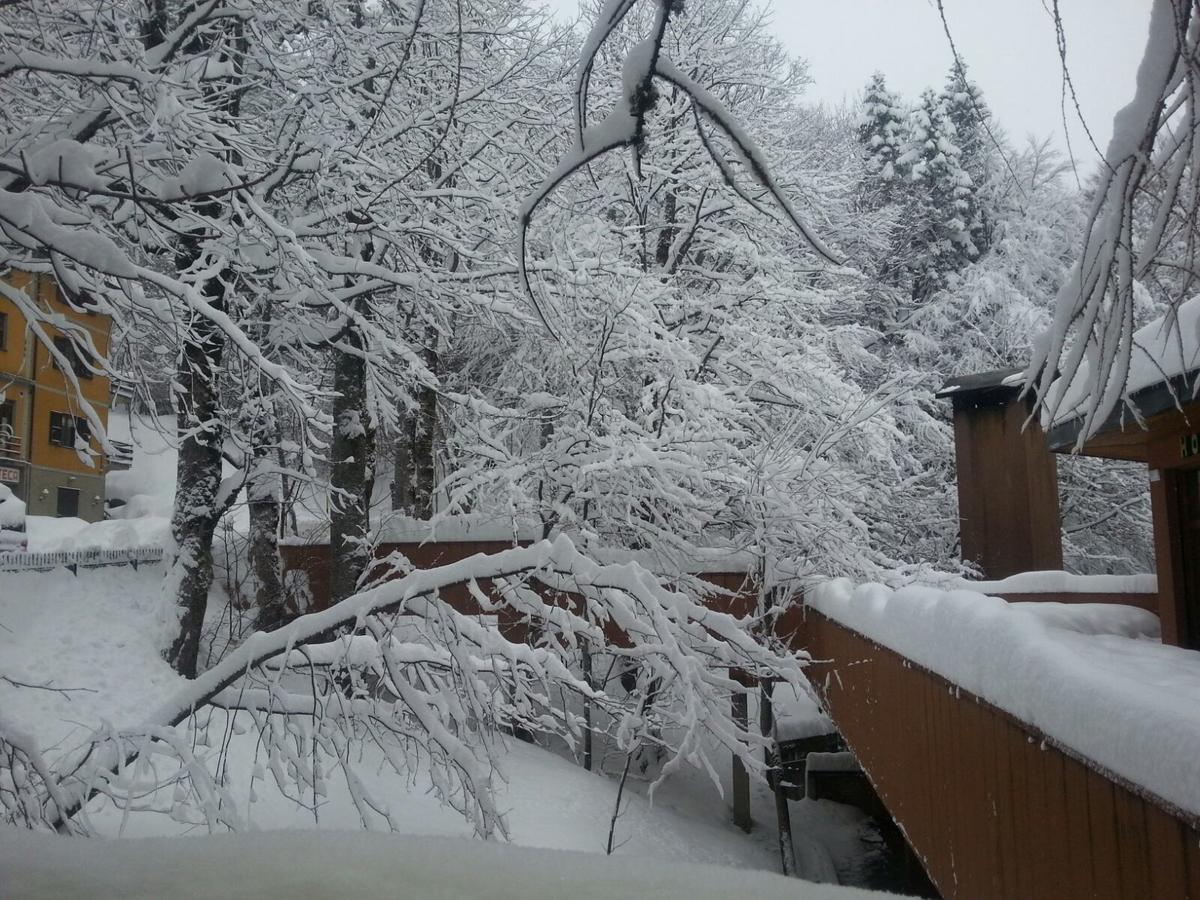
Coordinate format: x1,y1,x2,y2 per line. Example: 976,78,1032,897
391,334,437,518
330,336,375,604
582,639,594,771
164,308,225,678
248,465,285,631
761,678,798,876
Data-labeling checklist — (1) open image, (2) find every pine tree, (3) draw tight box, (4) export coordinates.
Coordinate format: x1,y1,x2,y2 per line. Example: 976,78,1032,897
857,72,907,196
941,63,994,255
899,88,977,300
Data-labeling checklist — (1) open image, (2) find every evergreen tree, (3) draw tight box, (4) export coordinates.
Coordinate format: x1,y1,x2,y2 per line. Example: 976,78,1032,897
857,72,907,197
942,63,994,255
899,88,977,300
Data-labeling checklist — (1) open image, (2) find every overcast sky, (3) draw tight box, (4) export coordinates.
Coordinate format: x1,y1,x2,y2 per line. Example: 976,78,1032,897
543,0,1153,169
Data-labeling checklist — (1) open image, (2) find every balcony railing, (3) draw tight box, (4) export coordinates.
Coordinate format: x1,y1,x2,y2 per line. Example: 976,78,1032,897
106,438,133,470
0,426,22,461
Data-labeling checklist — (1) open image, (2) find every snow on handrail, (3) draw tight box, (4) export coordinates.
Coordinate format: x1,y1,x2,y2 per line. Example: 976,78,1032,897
0,546,164,573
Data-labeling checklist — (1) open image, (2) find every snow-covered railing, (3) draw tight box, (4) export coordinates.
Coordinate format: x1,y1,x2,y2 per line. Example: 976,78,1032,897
807,578,1200,818
950,569,1156,597
0,546,163,574
947,570,1159,612
803,579,1200,898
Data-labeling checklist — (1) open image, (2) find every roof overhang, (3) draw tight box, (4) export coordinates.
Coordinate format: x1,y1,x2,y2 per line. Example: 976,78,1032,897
1045,369,1200,462
935,367,1027,410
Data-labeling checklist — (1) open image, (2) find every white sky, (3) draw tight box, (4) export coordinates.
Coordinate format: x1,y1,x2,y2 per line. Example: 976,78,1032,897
542,0,1153,170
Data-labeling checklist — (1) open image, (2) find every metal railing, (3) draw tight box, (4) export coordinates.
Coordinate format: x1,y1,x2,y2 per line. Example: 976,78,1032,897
0,546,163,573
107,438,133,470
0,425,21,461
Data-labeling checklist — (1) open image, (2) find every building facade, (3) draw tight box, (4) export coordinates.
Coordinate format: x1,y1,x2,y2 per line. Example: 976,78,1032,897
0,269,117,522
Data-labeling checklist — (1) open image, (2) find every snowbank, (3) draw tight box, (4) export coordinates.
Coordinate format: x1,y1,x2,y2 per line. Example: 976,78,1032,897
808,579,1200,817
24,514,169,552
0,828,886,899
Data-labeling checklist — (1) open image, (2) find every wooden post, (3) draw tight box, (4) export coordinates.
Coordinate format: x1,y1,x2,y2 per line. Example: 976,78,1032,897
938,370,1063,578
731,690,751,832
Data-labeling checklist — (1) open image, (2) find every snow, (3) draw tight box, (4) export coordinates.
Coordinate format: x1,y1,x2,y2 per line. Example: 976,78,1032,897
0,564,183,754
374,513,541,544
0,828,888,899
104,411,181,522
808,578,1200,817
590,545,757,576
24,514,169,552
1045,293,1200,427
0,483,25,529
23,139,108,191
0,558,889,892
773,681,835,744
951,569,1157,596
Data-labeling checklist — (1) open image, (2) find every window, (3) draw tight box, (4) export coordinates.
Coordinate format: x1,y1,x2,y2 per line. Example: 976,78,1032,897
0,310,7,351
55,487,79,518
49,412,89,448
52,335,93,379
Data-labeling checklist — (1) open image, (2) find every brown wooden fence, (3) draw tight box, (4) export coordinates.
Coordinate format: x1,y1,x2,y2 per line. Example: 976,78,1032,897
278,541,771,647
802,607,1200,899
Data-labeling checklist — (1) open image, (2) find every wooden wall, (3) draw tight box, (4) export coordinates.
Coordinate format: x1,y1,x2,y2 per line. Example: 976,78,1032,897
952,396,1063,579
803,608,1200,899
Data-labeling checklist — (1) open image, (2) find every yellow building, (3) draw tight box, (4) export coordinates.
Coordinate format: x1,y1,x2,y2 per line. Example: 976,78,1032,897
0,269,121,521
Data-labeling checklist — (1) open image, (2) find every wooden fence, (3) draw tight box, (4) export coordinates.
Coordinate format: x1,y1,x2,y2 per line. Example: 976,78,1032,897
802,607,1200,899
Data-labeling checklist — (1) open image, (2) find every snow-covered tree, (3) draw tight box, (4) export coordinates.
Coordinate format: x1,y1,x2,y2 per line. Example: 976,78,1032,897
1029,0,1200,436
0,0,828,855
858,72,907,193
941,63,995,256
899,88,978,301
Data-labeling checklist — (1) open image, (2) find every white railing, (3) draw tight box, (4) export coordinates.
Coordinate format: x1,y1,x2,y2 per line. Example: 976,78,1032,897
107,438,133,469
0,425,21,461
0,546,164,573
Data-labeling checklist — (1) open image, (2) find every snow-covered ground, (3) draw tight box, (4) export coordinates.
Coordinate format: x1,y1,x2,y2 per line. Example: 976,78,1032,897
0,411,898,892
0,559,889,894
809,578,1200,818
0,565,182,756
0,828,888,900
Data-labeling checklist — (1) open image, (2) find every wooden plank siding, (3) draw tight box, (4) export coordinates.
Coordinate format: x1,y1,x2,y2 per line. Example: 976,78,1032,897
803,607,1200,899
951,396,1063,579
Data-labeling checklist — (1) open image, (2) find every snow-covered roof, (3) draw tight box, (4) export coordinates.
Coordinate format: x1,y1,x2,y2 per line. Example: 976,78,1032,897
808,578,1200,818
935,366,1025,402
1045,294,1200,436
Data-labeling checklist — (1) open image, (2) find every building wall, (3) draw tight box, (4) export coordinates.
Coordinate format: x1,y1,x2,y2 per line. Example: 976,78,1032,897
0,269,113,521
24,467,106,520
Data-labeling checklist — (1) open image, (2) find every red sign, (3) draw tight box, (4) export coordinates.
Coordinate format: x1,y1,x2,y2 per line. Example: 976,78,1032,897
0,467,19,484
